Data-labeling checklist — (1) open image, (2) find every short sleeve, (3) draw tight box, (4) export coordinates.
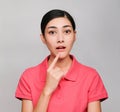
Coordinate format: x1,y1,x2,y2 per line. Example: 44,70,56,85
15,70,32,100
88,70,108,102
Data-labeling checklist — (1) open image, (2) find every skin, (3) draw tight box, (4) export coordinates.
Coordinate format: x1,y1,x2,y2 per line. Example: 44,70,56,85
21,17,102,112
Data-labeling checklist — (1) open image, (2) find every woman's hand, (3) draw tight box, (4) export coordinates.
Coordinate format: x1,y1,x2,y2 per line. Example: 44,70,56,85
43,54,64,95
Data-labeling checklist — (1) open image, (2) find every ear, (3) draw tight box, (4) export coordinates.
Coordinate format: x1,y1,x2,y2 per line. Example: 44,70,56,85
74,30,77,42
40,34,46,44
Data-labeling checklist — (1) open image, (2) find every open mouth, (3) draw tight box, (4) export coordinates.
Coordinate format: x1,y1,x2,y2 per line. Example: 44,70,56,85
56,46,66,49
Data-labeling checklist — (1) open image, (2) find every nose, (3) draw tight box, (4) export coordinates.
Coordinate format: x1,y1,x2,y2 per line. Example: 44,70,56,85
57,32,64,43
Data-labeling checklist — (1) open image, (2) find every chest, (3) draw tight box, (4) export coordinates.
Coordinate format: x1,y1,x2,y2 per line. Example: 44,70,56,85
32,79,89,112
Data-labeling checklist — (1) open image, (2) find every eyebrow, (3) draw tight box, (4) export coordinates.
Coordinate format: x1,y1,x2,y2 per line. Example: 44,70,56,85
47,25,72,29
63,25,72,28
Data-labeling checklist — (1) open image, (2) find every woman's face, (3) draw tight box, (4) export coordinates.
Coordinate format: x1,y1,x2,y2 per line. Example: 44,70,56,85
41,17,76,59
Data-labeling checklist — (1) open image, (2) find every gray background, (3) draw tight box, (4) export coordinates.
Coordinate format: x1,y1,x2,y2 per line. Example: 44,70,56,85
0,0,120,111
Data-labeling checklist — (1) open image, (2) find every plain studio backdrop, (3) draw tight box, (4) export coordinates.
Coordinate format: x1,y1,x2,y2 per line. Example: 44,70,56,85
0,0,120,111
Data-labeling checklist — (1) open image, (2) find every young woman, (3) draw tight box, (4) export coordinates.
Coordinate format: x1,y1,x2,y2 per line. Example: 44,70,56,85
15,9,108,112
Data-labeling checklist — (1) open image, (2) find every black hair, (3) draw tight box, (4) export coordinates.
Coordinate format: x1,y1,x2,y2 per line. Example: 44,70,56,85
40,9,76,35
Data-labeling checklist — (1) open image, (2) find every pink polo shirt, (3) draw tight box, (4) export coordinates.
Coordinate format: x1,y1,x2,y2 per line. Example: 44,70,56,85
15,55,108,112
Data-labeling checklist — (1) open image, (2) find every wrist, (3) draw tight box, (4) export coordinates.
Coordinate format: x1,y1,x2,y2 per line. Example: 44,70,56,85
42,87,53,96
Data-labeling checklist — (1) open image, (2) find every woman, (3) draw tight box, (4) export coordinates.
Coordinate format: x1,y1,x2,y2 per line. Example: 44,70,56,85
15,9,108,112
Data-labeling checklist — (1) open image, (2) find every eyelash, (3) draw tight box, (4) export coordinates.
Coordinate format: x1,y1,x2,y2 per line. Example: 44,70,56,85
64,29,71,34
48,29,72,35
48,31,56,35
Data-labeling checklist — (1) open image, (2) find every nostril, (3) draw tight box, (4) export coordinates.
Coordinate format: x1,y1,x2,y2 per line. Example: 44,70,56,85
57,40,64,43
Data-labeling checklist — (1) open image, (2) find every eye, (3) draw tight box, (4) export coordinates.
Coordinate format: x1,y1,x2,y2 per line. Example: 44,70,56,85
48,31,56,35
64,29,71,34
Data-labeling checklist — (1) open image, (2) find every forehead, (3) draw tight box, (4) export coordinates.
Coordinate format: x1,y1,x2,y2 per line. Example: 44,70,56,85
46,17,72,28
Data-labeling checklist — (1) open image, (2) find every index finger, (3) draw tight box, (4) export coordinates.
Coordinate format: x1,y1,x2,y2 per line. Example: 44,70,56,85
48,54,60,70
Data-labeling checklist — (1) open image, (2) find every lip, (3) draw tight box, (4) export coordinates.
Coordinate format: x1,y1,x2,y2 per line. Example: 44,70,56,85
56,46,66,52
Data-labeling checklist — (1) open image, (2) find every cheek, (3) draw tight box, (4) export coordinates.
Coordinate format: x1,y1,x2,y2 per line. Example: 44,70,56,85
45,39,56,48
67,37,75,45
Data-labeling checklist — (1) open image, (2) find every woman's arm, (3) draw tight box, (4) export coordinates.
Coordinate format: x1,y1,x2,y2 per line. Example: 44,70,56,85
22,100,33,112
22,54,64,112
33,89,51,112
22,91,51,112
21,87,52,112
87,100,101,112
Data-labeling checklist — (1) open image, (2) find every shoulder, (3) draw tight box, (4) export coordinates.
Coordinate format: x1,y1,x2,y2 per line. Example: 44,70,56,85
74,57,100,80
75,61,105,89
74,56,97,73
20,57,47,81
22,64,41,76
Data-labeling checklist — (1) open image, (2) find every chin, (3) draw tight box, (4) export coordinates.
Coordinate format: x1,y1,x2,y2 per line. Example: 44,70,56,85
58,53,69,59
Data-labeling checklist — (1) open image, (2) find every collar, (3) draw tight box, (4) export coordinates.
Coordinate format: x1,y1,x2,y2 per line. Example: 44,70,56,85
42,55,80,82
63,55,80,82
